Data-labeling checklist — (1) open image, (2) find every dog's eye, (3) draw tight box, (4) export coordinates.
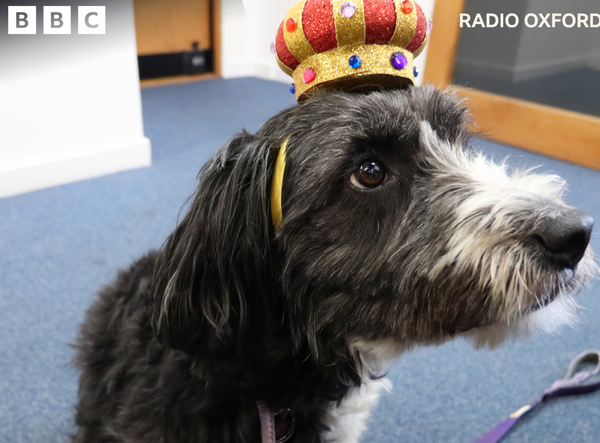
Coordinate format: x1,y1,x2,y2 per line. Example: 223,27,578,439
350,160,386,189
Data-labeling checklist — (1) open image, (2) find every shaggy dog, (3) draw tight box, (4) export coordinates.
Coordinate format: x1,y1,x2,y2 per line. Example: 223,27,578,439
73,87,595,443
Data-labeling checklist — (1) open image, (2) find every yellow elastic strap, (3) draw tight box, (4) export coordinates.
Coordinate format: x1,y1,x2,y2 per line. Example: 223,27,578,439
271,138,289,230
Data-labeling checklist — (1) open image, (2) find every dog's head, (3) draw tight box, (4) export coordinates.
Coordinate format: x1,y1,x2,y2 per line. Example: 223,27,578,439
152,87,596,368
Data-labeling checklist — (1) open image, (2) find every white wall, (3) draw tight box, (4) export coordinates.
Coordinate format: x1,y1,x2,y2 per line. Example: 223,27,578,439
220,0,436,87
0,0,151,199
220,0,294,82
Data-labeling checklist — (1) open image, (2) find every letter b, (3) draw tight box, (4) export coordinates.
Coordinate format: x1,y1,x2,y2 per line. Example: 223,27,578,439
8,6,37,34
17,12,28,28
52,13,63,28
44,6,71,34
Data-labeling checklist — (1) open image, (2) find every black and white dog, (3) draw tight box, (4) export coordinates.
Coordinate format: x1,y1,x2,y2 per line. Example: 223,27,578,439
73,87,596,443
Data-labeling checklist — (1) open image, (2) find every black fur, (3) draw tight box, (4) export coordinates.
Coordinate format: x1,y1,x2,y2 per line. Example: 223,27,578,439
73,87,590,442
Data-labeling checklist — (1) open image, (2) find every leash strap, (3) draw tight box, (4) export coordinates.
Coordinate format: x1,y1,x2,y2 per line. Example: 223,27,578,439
474,350,600,443
257,402,276,443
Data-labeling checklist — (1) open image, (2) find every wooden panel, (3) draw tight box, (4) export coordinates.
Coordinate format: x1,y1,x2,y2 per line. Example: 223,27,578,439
422,0,600,170
134,0,212,55
456,88,600,170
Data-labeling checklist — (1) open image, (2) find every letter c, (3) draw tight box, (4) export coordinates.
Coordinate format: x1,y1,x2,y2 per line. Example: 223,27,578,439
85,12,98,28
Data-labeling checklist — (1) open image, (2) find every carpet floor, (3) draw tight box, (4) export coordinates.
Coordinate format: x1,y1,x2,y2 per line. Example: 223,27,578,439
0,78,599,443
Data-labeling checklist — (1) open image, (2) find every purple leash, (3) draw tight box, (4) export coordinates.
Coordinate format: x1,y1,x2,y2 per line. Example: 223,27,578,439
257,402,276,443
257,403,295,443
474,350,600,443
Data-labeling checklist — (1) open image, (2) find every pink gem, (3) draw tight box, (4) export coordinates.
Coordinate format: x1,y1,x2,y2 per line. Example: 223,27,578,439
303,68,316,84
270,42,276,54
427,20,433,33
341,1,356,18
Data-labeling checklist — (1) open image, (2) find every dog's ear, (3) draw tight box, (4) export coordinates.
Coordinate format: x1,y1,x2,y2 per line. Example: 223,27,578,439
151,132,279,358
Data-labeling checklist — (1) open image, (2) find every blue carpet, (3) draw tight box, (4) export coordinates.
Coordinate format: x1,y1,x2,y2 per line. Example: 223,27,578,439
0,78,598,443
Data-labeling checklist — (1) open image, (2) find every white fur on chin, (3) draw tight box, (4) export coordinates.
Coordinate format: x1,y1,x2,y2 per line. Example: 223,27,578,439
461,294,580,349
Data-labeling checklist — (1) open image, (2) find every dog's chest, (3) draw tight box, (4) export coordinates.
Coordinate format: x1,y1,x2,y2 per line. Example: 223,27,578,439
321,378,392,443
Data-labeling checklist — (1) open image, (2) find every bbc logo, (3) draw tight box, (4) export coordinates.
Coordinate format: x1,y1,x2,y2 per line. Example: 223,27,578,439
7,6,106,35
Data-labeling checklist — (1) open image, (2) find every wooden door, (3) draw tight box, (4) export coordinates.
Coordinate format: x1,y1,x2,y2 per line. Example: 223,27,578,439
133,0,220,83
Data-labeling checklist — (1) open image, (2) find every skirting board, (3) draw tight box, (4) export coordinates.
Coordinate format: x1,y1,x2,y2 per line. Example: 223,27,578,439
221,60,291,84
0,137,152,199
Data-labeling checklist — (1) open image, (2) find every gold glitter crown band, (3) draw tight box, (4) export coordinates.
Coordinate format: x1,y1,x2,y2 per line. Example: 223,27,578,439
274,0,430,101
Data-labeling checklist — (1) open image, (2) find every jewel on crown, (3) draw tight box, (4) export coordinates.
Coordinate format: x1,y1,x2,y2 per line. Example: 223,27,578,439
274,0,429,101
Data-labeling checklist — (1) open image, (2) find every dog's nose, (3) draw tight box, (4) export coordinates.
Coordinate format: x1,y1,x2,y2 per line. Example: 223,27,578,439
534,209,594,269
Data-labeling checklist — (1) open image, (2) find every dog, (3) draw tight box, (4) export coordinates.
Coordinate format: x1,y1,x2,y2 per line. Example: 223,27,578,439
73,86,596,443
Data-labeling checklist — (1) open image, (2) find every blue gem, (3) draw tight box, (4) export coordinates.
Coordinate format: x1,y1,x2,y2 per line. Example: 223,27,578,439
290,83,296,94
391,52,408,70
349,55,362,69
413,66,419,77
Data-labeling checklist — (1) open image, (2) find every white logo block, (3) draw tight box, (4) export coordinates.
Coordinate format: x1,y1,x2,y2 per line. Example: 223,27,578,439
78,6,106,34
8,6,37,34
44,6,71,35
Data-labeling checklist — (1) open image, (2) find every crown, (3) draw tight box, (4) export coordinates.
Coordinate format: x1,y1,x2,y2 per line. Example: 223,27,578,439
274,0,430,101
